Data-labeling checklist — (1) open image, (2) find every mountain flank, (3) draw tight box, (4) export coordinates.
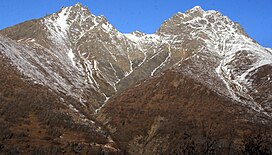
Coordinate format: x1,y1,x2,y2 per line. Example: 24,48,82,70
0,3,272,154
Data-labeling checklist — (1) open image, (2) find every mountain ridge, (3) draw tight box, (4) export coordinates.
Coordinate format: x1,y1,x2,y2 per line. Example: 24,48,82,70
1,3,272,115
0,3,272,154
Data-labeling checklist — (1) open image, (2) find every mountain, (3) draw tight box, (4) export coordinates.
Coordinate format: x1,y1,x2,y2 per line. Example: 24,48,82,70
0,3,271,154
0,39,119,154
97,69,271,154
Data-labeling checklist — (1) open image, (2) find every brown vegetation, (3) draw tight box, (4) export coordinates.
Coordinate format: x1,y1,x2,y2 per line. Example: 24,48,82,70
97,70,272,154
0,54,119,154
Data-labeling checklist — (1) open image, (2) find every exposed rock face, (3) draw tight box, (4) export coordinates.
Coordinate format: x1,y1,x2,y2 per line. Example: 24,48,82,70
0,3,272,154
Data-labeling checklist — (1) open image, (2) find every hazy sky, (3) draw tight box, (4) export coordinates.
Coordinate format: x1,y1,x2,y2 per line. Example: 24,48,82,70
0,0,271,47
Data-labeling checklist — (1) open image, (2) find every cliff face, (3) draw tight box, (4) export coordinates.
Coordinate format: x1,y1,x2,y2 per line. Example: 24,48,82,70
0,3,272,154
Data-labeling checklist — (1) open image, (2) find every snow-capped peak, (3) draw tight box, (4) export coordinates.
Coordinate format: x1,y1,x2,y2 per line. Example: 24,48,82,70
68,3,90,13
74,2,83,7
190,6,204,12
185,5,205,15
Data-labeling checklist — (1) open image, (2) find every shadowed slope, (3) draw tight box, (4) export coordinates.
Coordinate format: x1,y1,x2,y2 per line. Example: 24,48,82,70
97,69,272,154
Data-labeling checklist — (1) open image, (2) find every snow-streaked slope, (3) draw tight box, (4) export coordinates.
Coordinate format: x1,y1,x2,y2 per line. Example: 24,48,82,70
0,3,180,112
1,4,271,116
158,6,272,115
